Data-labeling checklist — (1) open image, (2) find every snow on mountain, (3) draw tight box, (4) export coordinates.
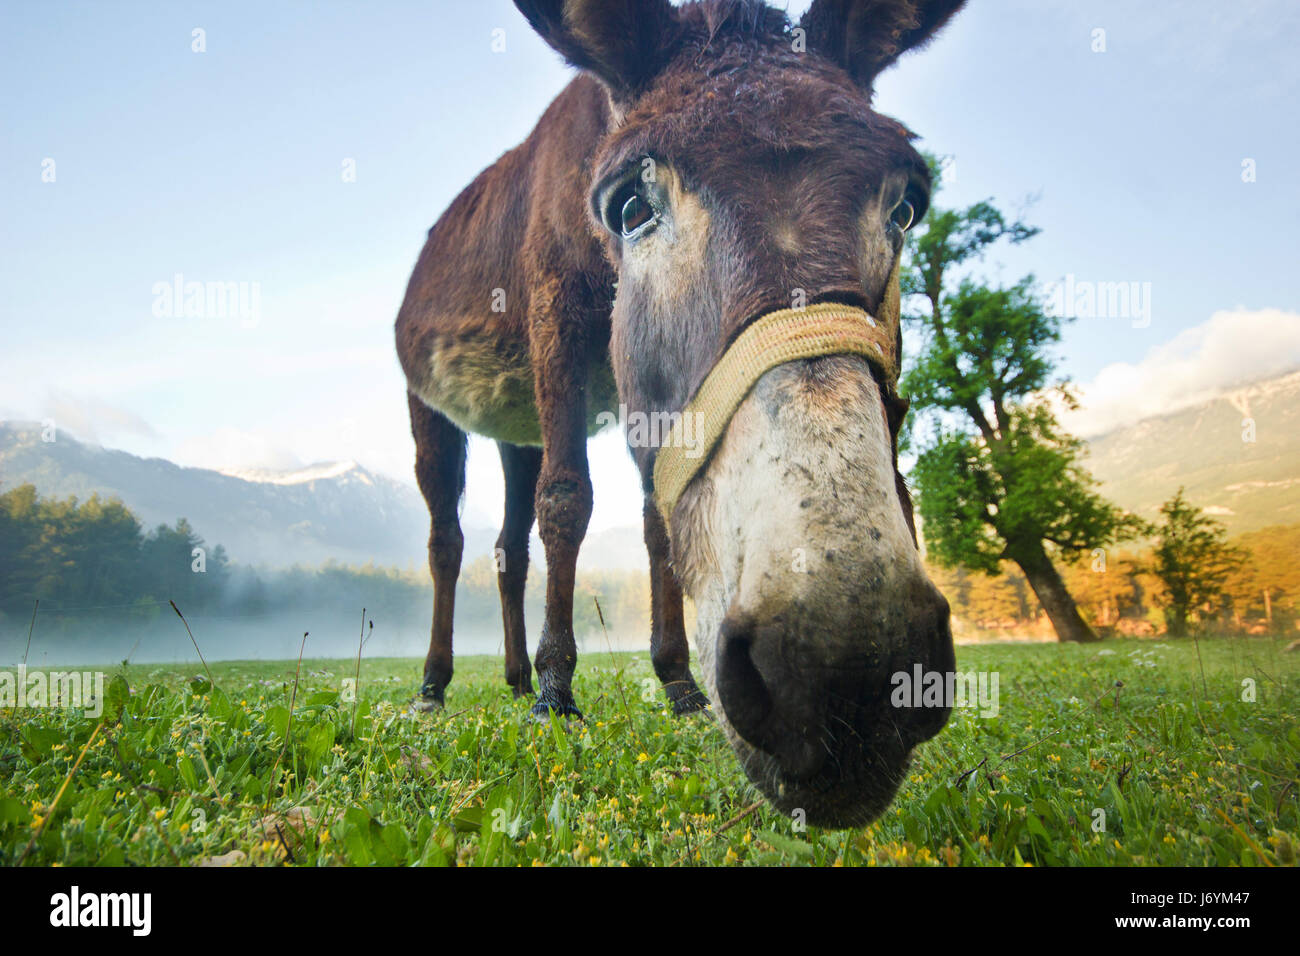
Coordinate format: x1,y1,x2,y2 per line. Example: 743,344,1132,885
219,461,369,486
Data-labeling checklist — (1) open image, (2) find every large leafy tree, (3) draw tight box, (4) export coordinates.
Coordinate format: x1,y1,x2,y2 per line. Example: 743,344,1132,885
1151,489,1245,637
902,158,1142,643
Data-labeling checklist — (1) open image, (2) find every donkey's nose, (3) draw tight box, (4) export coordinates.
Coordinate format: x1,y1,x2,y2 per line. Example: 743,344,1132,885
716,614,826,780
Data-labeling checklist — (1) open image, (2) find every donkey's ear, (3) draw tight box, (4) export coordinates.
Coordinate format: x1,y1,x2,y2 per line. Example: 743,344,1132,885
799,0,965,93
513,0,681,102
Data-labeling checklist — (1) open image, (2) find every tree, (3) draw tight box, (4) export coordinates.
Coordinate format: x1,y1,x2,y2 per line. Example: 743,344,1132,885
903,156,1143,642
1063,548,1144,628
63,494,144,606
1223,524,1300,629
1151,489,1246,637
0,484,43,613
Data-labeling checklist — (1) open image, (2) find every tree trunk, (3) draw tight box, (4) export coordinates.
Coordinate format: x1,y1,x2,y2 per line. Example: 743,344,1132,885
1166,607,1188,638
1012,541,1099,643
1263,588,1273,624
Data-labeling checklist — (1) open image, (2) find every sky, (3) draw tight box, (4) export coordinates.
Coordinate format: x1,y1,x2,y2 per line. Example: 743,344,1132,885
2,0,1298,535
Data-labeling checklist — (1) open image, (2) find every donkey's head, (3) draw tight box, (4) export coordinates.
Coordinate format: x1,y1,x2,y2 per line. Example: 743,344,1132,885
517,0,962,826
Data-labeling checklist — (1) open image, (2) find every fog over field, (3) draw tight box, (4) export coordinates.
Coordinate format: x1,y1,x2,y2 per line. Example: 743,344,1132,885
2,605,652,669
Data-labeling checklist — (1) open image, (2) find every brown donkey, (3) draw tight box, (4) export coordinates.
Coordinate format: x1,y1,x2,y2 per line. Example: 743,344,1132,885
396,0,963,825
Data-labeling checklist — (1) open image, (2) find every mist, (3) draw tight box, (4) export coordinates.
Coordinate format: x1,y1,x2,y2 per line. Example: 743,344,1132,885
0,604,652,669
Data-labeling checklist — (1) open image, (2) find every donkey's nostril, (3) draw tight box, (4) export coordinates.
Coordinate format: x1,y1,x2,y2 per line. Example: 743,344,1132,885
715,616,825,780
716,618,774,740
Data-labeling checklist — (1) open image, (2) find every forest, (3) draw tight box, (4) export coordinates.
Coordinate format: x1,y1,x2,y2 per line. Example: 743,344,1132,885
930,521,1298,640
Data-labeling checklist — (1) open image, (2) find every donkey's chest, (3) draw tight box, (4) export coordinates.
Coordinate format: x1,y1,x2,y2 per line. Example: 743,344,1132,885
412,331,618,447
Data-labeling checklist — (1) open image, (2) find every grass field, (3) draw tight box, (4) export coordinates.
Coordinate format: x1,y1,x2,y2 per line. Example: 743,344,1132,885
2,635,1297,866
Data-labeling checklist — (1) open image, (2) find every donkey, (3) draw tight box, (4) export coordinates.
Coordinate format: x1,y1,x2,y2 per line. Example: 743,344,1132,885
396,0,963,826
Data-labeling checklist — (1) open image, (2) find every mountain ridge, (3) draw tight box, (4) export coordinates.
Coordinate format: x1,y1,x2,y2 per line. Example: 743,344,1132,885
0,422,648,572
3,367,1296,570
1083,369,1300,533
0,422,439,569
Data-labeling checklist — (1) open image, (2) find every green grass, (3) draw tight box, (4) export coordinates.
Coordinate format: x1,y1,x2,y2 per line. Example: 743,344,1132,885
2,635,1297,866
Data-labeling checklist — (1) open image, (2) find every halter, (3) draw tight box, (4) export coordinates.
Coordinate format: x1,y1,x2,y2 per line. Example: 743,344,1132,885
653,267,902,532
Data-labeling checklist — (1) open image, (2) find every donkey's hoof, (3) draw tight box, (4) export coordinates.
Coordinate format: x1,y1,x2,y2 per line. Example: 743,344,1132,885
530,699,583,722
410,694,444,714
663,676,709,716
670,687,710,716
511,682,535,700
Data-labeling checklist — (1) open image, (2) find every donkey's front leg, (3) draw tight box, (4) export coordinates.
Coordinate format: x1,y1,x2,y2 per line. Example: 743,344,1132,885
528,282,593,721
644,497,709,715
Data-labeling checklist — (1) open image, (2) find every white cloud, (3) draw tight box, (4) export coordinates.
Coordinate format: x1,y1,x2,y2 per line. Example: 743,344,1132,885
174,427,305,474
41,390,159,446
1060,308,1300,437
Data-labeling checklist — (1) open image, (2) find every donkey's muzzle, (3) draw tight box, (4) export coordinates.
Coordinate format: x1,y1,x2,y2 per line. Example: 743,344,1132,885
714,580,956,827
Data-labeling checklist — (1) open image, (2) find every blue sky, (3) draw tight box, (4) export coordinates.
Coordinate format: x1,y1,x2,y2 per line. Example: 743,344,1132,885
2,0,1298,534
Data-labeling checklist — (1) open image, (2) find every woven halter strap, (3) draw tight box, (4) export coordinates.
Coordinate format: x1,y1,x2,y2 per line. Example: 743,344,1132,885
652,300,899,531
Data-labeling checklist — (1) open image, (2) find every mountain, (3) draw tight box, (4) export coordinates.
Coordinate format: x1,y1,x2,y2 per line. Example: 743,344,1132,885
1083,369,1300,534
0,422,648,572
11,362,1289,576
0,422,459,568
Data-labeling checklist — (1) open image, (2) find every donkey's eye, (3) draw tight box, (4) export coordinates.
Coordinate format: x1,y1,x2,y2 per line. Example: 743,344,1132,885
601,177,659,240
890,198,916,232
621,194,654,235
